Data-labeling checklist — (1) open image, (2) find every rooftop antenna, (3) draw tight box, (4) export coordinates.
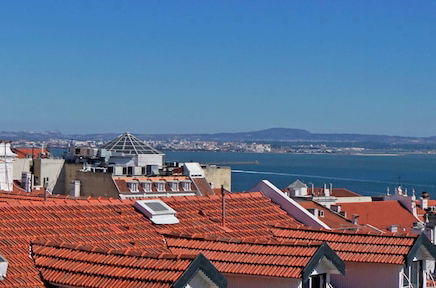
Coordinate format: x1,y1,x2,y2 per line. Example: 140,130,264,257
221,185,226,227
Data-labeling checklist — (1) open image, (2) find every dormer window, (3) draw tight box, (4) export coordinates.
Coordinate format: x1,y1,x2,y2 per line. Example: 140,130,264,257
156,182,165,192
142,181,152,192
182,180,192,191
169,181,179,192
127,181,139,193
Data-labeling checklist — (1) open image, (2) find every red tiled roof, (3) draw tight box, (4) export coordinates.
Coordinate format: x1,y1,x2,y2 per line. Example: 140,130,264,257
0,199,166,287
12,148,48,159
0,190,426,287
159,192,302,240
308,188,362,197
338,201,420,232
0,192,300,286
31,241,197,288
297,201,367,232
192,178,215,196
271,225,416,264
164,233,321,279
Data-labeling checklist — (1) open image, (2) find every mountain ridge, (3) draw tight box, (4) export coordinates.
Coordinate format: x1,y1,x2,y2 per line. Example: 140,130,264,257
1,128,435,144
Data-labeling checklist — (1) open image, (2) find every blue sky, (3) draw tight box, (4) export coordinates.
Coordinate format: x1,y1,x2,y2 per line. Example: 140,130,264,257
1,1,435,136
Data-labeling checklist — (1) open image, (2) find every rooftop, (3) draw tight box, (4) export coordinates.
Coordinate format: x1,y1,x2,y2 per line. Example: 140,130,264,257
271,225,417,264
337,200,420,232
0,188,429,287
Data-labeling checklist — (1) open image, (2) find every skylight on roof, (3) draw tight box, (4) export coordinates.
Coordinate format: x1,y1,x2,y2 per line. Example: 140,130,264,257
0,255,8,280
134,200,179,224
100,132,162,155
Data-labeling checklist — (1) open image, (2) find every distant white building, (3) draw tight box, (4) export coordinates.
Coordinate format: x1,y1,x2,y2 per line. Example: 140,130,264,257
285,179,308,197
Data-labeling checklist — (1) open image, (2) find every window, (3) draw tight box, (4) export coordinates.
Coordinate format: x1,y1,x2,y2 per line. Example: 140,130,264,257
403,261,424,288
156,182,165,192
128,182,138,193
411,261,424,288
182,181,192,191
319,210,325,217
127,166,133,176
170,181,179,192
142,182,152,192
310,274,326,288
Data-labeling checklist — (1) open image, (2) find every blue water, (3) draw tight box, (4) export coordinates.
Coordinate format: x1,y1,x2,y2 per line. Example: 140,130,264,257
166,152,436,197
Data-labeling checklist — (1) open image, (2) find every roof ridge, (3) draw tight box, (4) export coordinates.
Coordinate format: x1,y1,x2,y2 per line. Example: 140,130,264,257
163,231,322,247
31,240,197,260
272,224,417,238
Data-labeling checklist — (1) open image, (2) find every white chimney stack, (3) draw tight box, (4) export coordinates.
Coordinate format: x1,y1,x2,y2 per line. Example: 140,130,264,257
21,172,32,193
352,214,359,225
70,180,81,197
0,142,17,192
323,183,330,197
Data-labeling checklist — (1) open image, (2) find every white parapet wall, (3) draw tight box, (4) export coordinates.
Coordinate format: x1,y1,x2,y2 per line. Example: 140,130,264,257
247,180,331,230
0,142,17,192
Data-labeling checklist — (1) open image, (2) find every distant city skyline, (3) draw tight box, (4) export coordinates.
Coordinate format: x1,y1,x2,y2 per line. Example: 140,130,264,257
1,1,435,136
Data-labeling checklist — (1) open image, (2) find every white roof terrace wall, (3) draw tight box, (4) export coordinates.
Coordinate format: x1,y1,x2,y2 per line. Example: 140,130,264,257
0,142,17,192
247,180,330,230
137,154,164,168
183,163,205,178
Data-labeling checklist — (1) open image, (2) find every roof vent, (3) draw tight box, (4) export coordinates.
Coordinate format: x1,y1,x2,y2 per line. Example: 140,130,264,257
0,255,8,280
134,200,179,224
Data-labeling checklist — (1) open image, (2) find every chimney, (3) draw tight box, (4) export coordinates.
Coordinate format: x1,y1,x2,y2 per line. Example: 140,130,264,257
352,214,359,225
70,180,81,197
323,184,330,197
389,225,398,233
422,199,429,210
21,172,32,193
422,191,430,210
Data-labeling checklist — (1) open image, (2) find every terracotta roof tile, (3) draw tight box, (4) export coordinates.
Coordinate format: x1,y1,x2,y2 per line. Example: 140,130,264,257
338,201,420,232
271,225,416,264
31,242,196,288
164,234,321,279
307,188,362,197
297,201,367,231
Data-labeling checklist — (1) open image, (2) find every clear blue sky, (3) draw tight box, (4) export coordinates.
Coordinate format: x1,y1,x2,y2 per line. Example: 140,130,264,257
1,1,435,136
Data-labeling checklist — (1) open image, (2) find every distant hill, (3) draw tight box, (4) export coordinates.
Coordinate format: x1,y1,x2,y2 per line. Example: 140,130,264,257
1,128,436,145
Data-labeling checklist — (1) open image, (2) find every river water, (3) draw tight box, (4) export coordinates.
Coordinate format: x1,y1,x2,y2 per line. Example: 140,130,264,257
166,151,436,197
